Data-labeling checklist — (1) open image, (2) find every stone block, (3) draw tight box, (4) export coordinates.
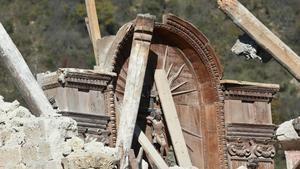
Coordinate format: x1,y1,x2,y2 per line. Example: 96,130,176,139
285,150,300,169
22,120,42,145
5,162,26,169
61,152,116,169
61,153,95,169
277,120,299,141
0,146,22,167
21,144,38,163
37,142,52,161
44,160,63,169
66,137,84,152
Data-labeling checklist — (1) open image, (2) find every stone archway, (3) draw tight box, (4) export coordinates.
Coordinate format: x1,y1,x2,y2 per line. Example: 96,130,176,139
109,14,228,169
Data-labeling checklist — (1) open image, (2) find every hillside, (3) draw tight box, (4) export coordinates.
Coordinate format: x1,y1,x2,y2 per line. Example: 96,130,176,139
1,0,299,122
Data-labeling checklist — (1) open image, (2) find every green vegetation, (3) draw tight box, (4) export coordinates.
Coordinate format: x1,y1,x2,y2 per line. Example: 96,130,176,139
0,1,299,167
1,0,299,127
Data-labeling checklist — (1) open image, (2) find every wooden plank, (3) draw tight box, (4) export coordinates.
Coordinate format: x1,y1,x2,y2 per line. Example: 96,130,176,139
85,17,92,42
0,23,56,116
218,0,300,81
85,0,101,65
128,149,138,169
116,14,155,169
134,127,169,169
154,69,192,167
220,79,280,89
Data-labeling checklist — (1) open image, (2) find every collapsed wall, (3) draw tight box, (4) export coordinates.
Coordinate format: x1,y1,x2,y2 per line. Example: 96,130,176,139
0,95,118,169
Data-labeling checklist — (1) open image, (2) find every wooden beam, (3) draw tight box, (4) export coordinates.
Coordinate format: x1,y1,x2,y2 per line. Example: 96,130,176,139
220,79,280,89
134,127,169,169
116,14,155,169
154,69,192,167
84,17,92,42
218,0,300,81
0,23,56,117
128,149,138,169
85,0,101,65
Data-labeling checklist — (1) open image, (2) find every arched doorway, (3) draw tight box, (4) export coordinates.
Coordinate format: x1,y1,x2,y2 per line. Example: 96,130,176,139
108,14,228,169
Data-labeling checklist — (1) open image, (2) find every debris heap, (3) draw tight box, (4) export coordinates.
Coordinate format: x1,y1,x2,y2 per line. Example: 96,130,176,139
0,96,118,169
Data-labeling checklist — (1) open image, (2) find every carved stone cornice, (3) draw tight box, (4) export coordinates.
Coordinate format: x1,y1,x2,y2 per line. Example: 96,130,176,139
226,123,276,163
227,123,276,141
37,68,115,91
221,80,279,102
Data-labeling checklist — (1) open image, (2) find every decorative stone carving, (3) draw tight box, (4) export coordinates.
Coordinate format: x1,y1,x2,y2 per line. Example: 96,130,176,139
247,157,259,169
227,139,251,157
226,123,276,166
146,109,168,156
227,123,275,169
104,84,117,147
221,80,279,102
37,68,115,91
227,138,275,159
37,68,116,146
253,143,275,159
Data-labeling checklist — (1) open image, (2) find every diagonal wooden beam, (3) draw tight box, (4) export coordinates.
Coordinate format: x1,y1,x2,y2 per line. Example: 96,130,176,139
134,126,169,169
218,0,300,81
0,23,56,117
116,14,155,169
154,69,192,167
85,0,101,65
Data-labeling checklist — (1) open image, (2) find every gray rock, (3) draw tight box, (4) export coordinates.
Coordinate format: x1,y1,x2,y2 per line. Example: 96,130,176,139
277,119,299,141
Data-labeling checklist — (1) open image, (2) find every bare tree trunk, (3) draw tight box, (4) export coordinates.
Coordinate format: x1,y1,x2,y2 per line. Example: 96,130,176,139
0,23,56,116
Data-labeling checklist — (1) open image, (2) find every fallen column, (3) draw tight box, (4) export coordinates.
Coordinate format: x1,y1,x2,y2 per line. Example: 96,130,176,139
0,23,56,116
116,14,155,169
218,0,300,81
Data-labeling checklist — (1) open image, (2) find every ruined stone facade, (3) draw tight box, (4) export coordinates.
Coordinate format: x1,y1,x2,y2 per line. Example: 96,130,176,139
222,80,279,169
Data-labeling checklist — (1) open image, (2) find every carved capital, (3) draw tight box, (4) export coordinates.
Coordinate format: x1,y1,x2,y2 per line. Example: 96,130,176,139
227,139,251,157
227,138,275,160
253,143,275,158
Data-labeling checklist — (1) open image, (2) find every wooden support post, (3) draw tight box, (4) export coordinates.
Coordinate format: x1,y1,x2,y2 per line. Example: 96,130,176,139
134,127,169,169
85,0,101,65
218,0,300,81
84,17,92,42
128,149,138,169
154,69,192,167
0,23,56,117
116,14,155,169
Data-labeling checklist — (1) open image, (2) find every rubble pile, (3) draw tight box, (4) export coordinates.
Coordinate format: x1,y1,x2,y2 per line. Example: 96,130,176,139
0,96,118,169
